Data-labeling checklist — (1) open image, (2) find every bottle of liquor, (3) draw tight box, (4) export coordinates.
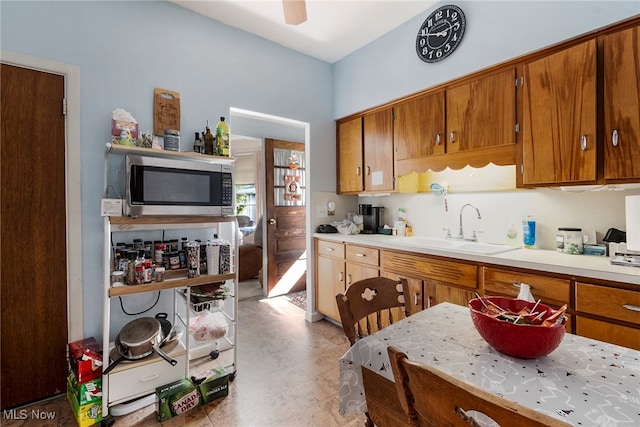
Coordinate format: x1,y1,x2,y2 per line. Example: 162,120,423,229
193,131,203,154
216,117,230,157
203,121,215,155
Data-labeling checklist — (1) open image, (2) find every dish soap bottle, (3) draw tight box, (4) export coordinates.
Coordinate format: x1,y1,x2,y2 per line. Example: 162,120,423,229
216,117,230,157
506,219,519,246
522,215,536,248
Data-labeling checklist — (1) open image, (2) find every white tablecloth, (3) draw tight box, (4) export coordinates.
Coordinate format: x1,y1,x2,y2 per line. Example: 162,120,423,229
339,302,640,426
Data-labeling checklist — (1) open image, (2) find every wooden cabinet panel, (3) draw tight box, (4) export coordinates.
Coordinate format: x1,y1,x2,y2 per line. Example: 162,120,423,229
576,316,640,351
522,40,597,185
363,108,395,192
345,244,379,267
483,267,571,307
394,92,446,159
337,117,363,193
576,282,640,326
382,251,477,289
446,68,516,152
604,25,640,180
346,262,379,288
315,254,345,321
317,239,345,259
425,281,475,308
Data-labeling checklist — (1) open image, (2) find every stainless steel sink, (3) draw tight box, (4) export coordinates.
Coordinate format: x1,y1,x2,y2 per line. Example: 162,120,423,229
387,236,519,255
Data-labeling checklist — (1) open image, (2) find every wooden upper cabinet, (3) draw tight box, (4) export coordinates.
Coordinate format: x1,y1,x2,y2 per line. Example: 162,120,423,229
394,91,446,159
446,68,516,152
363,108,395,192
603,25,640,181
522,40,597,185
337,116,364,193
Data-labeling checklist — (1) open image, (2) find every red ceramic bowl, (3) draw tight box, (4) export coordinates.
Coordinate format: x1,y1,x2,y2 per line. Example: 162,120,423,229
469,297,566,359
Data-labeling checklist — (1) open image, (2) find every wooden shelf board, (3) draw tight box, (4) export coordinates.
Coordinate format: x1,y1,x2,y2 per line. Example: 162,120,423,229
109,273,236,297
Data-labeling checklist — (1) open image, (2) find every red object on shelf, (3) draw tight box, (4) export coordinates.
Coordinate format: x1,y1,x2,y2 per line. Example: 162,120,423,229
469,297,566,359
68,337,103,383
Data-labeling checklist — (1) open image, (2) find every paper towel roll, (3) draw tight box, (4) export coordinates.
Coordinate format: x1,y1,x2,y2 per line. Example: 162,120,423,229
625,195,640,251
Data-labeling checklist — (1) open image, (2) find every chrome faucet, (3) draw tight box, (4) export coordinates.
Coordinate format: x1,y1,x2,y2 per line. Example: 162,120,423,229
454,203,482,241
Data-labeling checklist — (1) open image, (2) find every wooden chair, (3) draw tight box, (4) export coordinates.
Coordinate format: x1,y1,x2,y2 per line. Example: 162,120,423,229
387,346,571,427
336,277,410,346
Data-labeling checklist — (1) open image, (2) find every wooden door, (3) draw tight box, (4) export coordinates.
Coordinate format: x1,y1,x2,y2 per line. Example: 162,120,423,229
1,64,68,408
394,91,446,159
264,139,306,297
345,262,379,289
603,25,640,180
337,117,363,193
522,40,597,185
363,108,395,192
446,68,516,152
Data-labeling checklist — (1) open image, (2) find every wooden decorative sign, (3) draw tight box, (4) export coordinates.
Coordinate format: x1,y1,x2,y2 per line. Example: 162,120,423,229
153,88,180,136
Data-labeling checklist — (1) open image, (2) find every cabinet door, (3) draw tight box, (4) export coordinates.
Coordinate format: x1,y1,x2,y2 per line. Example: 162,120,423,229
381,272,424,315
394,92,446,158
576,317,640,351
337,117,364,193
522,40,597,185
446,68,516,152
316,255,345,322
425,281,475,308
363,108,395,191
345,262,379,289
604,25,640,180
483,267,571,307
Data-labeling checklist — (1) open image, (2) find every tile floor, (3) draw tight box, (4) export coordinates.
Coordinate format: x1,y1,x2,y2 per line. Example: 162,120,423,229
3,295,366,427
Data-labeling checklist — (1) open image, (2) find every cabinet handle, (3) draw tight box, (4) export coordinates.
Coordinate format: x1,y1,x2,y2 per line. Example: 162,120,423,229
355,253,366,257
339,272,344,282
326,247,335,252
612,129,619,147
356,166,361,176
449,131,456,143
140,373,161,382
347,274,352,285
366,165,371,175
580,135,587,151
414,293,418,306
435,133,441,146
427,296,433,309
623,304,640,312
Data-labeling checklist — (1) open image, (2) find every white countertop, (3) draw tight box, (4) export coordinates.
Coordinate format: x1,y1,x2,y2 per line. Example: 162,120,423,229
314,233,640,286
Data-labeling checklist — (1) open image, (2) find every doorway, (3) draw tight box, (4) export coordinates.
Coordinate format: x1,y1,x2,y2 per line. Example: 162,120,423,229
1,51,83,409
229,108,314,320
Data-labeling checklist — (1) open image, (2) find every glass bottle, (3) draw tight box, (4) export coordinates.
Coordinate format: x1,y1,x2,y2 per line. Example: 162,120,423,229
193,131,203,154
216,117,230,157
203,122,215,155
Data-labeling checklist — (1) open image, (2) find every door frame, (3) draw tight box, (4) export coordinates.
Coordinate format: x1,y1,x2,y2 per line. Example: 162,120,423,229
1,50,83,340
230,107,322,322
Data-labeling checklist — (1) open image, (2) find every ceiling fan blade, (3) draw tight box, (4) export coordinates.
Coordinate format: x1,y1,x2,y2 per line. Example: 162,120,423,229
283,0,307,25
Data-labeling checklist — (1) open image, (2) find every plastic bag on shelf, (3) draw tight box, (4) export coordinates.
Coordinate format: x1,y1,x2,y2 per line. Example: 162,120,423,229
189,311,229,344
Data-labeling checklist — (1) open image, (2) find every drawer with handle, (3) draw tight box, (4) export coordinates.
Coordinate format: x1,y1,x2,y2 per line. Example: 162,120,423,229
576,282,640,326
483,267,570,306
346,244,379,267
316,239,344,259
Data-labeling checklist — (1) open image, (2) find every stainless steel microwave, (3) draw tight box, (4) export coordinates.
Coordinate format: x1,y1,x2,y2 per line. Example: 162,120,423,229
125,155,233,216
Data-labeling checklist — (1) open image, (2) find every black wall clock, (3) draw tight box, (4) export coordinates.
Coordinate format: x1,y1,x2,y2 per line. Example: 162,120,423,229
416,4,466,63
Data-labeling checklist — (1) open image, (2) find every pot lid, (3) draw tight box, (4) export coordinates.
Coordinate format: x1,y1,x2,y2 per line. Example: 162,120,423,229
119,317,161,346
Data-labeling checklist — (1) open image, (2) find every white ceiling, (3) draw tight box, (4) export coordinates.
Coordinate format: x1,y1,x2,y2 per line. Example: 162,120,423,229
170,0,438,63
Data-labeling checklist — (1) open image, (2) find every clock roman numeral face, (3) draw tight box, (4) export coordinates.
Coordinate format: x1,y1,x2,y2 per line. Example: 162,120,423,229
416,5,466,63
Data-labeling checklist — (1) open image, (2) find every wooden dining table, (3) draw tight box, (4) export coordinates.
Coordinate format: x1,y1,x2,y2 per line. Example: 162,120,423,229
339,302,640,426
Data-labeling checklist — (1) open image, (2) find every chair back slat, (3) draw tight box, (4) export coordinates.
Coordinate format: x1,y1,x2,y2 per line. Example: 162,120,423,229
387,346,572,427
336,277,410,346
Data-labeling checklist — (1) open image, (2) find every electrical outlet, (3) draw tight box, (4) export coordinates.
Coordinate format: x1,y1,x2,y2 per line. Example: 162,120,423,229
318,206,328,217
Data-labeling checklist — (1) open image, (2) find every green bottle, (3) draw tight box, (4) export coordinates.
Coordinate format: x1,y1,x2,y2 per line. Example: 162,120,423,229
216,117,230,157
203,121,215,156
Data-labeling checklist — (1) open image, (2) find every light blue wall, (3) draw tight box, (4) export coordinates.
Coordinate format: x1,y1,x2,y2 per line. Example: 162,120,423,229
1,0,334,340
333,1,640,117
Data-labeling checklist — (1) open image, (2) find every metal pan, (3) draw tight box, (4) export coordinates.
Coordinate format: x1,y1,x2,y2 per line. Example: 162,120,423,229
103,317,177,375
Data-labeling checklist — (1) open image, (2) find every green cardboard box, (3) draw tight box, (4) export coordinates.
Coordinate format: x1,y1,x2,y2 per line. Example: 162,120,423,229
156,378,202,422
196,367,229,403
67,372,102,406
67,379,102,427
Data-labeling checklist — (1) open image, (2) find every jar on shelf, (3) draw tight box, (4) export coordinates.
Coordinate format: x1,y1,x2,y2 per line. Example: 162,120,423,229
111,271,125,287
556,227,583,254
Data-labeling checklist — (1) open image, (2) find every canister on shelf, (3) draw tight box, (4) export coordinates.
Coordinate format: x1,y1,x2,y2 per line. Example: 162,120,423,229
111,271,125,287
556,227,583,254
163,129,180,151
186,241,200,278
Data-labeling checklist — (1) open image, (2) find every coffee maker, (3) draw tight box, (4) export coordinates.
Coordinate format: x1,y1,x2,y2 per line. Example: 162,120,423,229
359,204,384,234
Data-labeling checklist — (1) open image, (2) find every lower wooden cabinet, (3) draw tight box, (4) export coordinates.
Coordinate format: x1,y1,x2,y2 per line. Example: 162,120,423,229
425,281,475,308
575,281,640,350
316,253,345,322
482,267,571,308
